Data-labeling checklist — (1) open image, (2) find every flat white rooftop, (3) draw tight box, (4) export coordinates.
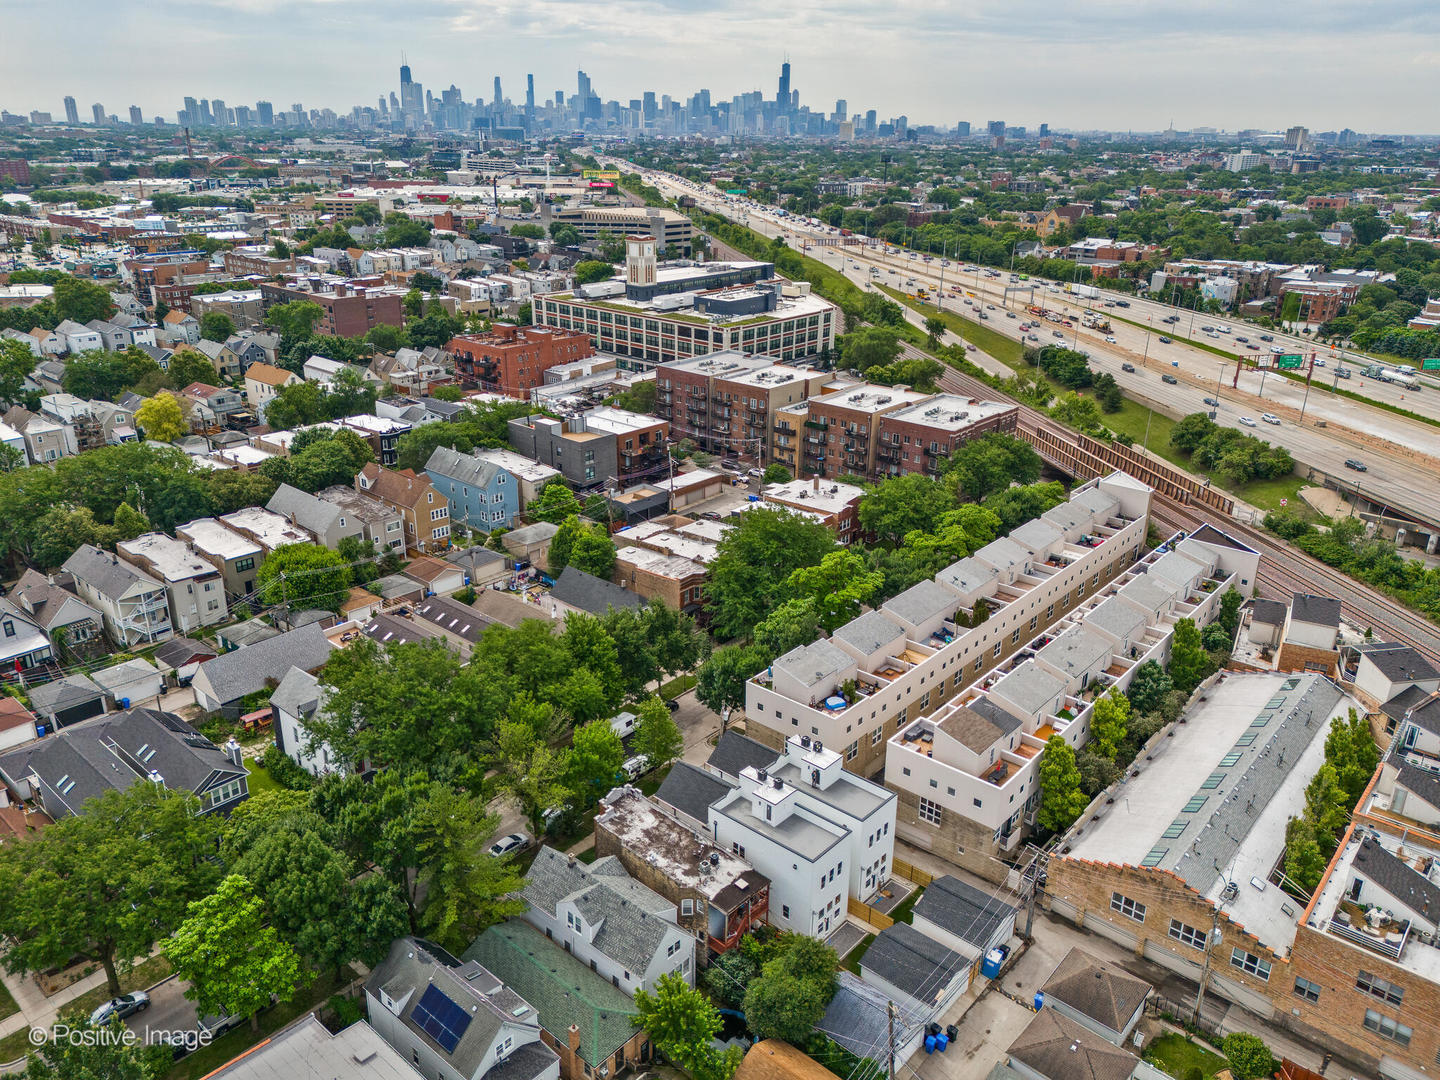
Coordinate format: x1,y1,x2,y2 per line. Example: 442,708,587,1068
764,478,863,516
116,533,219,583
177,517,261,561
881,394,1014,432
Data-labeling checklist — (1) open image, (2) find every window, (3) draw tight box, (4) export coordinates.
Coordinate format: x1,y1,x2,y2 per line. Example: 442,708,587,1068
917,797,942,826
1162,820,1187,840
1356,971,1404,1006
872,728,883,746
1182,795,1208,813
1364,1009,1412,1046
680,899,694,916
1168,919,1206,950
1230,948,1271,981
235,557,255,572
781,905,789,919
846,740,859,761
1110,892,1146,922
1293,977,1321,1004
667,940,682,957
993,642,1002,657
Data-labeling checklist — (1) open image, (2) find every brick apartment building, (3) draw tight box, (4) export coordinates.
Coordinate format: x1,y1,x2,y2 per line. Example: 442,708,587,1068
508,406,668,492
447,325,594,397
1305,195,1349,210
223,248,298,277
0,160,31,185
801,386,930,478
874,395,1019,478
258,278,405,337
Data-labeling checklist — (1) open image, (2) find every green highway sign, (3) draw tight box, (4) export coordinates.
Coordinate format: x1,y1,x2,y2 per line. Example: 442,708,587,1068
1277,354,1304,369
1423,358,1440,372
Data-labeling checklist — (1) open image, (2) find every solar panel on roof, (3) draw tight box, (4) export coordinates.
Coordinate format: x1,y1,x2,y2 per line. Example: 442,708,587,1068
1266,697,1286,709
1236,731,1257,747
1219,751,1242,767
1251,715,1270,728
413,984,472,1054
1182,795,1208,813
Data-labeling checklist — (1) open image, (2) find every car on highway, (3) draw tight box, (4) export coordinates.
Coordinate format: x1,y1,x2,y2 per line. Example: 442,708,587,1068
1201,325,1213,332
1006,311,1017,318
966,344,976,352
1121,363,1136,373
1116,300,1131,308
1261,413,1281,425
1164,315,1180,323
1105,335,1116,343
1259,334,1274,341
91,992,150,1027
1314,358,1326,367
487,833,531,858
1236,336,1249,343
1027,334,1040,341
1345,459,1368,471
1161,374,1179,384
1158,336,1173,343
1203,397,1220,407
1247,344,1260,350
1052,330,1065,338
1239,417,1257,427
1336,367,1352,379
986,304,995,310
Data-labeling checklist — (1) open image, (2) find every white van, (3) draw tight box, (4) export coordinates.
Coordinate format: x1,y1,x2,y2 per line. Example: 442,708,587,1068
1270,345,1284,355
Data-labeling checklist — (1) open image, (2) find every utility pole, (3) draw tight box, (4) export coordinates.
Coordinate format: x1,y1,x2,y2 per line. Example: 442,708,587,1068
886,1000,898,1080
1192,905,1223,1027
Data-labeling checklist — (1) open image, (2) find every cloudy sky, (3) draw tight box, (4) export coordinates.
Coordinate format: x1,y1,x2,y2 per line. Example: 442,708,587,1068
3,0,1436,133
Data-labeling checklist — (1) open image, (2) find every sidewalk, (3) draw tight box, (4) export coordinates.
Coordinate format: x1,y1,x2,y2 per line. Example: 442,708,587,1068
0,962,110,1043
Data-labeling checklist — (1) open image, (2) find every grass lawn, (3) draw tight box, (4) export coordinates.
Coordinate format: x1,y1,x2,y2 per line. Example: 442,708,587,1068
887,885,925,925
638,763,673,799
244,758,281,796
165,969,357,1080
660,674,697,701
0,978,16,1024
577,847,599,864
1143,1032,1228,1079
879,286,1026,367
842,934,875,976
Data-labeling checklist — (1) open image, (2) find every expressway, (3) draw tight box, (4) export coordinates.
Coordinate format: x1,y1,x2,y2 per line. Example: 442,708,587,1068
611,159,1440,530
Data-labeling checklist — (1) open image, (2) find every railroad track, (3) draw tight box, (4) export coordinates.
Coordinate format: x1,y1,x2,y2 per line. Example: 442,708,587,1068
935,360,1440,663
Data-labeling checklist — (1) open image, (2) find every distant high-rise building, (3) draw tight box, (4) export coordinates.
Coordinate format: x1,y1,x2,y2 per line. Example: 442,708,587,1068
865,109,877,133
956,120,971,137
577,69,591,103
1039,122,1049,138
91,102,106,125
400,60,412,89
128,105,143,126
199,99,213,125
494,76,503,107
182,96,198,126
29,111,51,125
212,99,227,126
257,101,274,126
642,91,656,122
833,99,847,123
234,105,251,127
63,95,79,125
987,119,1005,137
526,74,535,112
1285,125,1309,150
777,60,790,109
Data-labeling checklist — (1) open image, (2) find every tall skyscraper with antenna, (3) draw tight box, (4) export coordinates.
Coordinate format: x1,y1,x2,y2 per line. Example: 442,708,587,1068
777,58,790,110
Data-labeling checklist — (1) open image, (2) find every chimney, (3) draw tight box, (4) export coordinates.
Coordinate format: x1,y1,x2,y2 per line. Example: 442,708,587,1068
813,476,819,492
334,283,347,297
147,770,164,787
567,1024,581,1057
225,737,243,768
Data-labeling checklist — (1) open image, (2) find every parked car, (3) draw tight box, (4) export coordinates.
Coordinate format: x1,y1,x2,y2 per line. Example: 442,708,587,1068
487,833,531,858
1239,416,1257,427
91,993,150,1027
1121,363,1136,373
1261,413,1281,425
622,754,651,781
1344,459,1368,471
1161,374,1179,384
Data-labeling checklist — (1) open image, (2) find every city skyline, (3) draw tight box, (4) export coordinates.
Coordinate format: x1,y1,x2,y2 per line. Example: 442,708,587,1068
2,0,1438,133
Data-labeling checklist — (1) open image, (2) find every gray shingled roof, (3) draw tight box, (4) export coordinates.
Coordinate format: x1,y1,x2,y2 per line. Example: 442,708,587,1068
1291,593,1341,628
1040,947,1150,1034
61,544,163,600
817,972,926,1062
936,556,1000,598
831,610,906,657
196,622,334,705
415,596,492,643
911,875,1016,951
1036,626,1113,681
882,579,960,629
1360,643,1440,685
707,731,779,779
266,483,342,536
1353,836,1440,923
860,922,968,1006
27,673,105,715
937,698,1024,754
269,666,323,722
1250,598,1288,627
1007,1007,1138,1080
772,638,851,691
1385,686,1436,725
425,445,503,488
549,567,643,615
655,762,734,823
1395,764,1440,815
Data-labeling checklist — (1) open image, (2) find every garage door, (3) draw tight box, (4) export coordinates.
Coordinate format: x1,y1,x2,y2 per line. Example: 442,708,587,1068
1082,913,1138,950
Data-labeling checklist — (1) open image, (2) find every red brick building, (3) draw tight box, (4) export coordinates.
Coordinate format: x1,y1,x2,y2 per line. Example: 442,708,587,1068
0,160,31,185
874,394,1020,478
447,325,593,397
258,279,405,337
1305,195,1349,211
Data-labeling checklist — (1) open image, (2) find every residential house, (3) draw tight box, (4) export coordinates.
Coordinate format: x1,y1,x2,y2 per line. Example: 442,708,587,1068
267,483,401,551
0,707,248,819
26,674,106,730
161,309,201,345
270,665,355,776
9,570,103,652
151,636,217,685
0,420,25,466
446,546,511,589
244,362,301,417
1279,592,1342,674
0,328,39,359
521,846,695,994
502,522,559,570
356,463,451,554
29,328,64,358
225,331,280,371
411,595,491,656
507,408,669,494
116,533,228,633
732,1042,848,1080
858,921,971,1018
0,602,55,679
595,785,771,955
188,338,242,381
472,448,561,509
548,567,643,618
363,612,444,650
62,544,173,647
909,874,1017,962
1004,1009,1150,1080
217,505,314,555
197,1016,425,1080
0,698,38,754
191,622,335,716
3,406,70,463
424,446,519,534
338,413,411,467
179,382,245,429
365,937,559,1080
55,319,104,354
405,558,466,597
463,922,648,1080
174,518,263,603
371,346,452,395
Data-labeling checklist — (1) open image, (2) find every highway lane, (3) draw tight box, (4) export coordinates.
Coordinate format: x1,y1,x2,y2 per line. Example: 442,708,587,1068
616,162,1440,526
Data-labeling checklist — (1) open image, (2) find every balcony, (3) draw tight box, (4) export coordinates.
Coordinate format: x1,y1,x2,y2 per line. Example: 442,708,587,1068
804,419,829,430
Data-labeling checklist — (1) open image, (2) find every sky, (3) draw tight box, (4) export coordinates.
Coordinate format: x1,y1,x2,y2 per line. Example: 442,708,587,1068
2,0,1438,133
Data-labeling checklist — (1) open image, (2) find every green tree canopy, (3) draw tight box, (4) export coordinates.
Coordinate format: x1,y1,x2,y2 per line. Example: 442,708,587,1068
1037,736,1088,833
706,508,837,640
255,542,351,612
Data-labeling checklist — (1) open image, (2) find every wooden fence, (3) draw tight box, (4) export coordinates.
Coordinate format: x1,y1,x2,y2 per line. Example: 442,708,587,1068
892,858,934,887
847,897,894,931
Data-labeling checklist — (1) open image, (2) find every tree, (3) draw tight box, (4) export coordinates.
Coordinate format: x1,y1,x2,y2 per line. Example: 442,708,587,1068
839,326,901,371
62,348,159,401
1217,588,1245,637
52,274,115,324
1284,817,1328,893
1037,736,1088,832
134,391,187,443
981,481,1067,531
267,299,324,339
1089,688,1131,761
567,717,626,794
571,528,617,579
549,222,583,246
165,349,221,393
1325,709,1379,808
256,542,351,612
924,315,945,348
697,644,770,715
859,473,958,546
574,259,616,285
0,337,35,406
492,715,573,833
742,937,838,1043
164,874,307,1032
1167,618,1210,693
366,322,409,353
1076,748,1121,797
0,785,222,996
530,480,582,525
945,433,1042,500
762,463,791,484
199,311,234,342
111,500,151,541
633,696,683,769
1220,1033,1276,1080
509,223,545,240
783,549,883,632
1125,661,1172,714
706,508,837,640
634,973,741,1080
754,596,823,658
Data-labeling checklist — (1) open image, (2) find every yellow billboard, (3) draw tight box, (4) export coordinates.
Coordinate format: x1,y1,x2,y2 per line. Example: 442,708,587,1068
582,169,621,180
